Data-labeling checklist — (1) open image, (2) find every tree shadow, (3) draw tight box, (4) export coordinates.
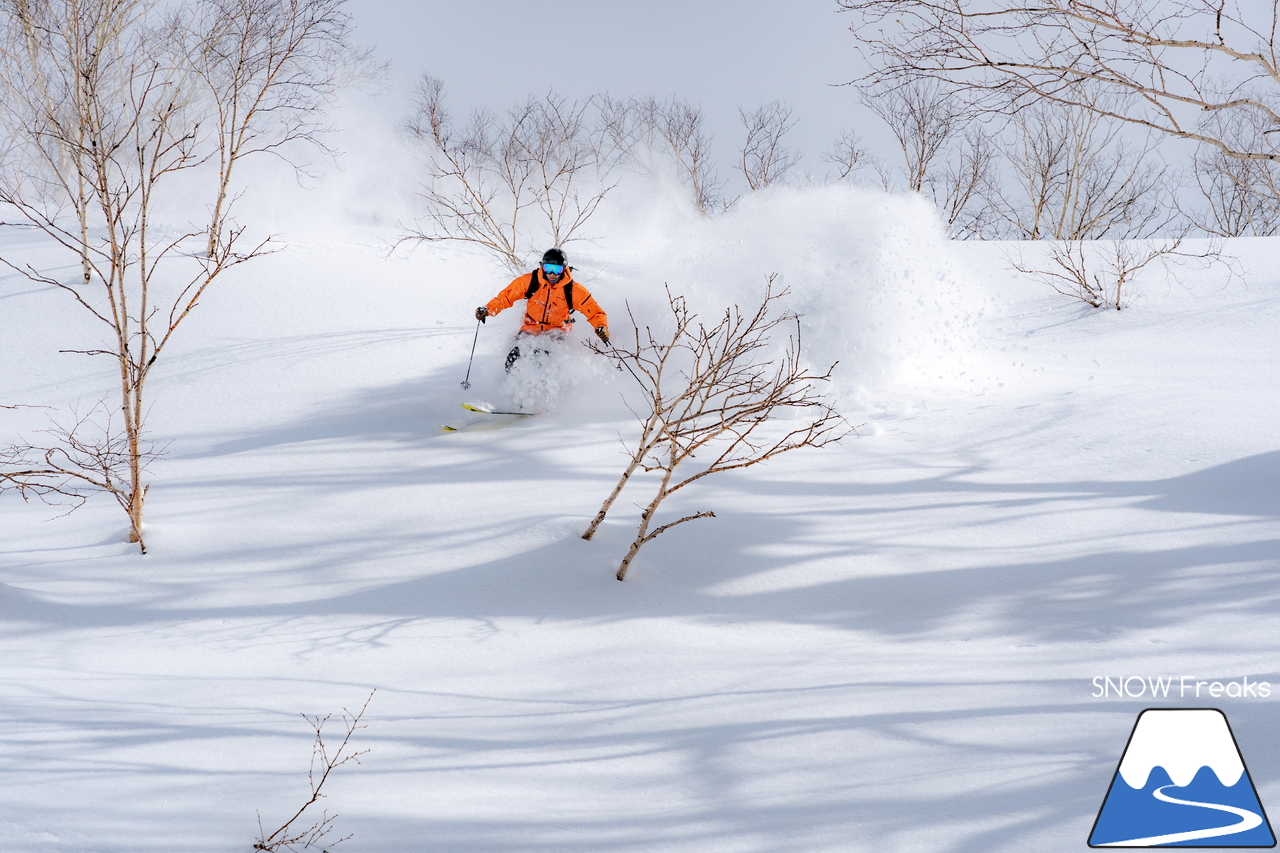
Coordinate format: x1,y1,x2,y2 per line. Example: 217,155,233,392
336,688,1137,853
173,341,631,458
3,493,1276,648
716,447,1280,518
4,440,1278,852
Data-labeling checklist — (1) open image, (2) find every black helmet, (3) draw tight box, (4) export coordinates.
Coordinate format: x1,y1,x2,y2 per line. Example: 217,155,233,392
541,248,566,267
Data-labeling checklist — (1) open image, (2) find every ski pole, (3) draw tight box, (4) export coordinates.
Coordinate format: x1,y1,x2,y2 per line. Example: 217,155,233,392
461,319,481,390
606,339,648,392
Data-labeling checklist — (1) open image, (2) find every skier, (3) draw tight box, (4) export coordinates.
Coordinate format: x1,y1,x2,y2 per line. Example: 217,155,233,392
475,248,610,370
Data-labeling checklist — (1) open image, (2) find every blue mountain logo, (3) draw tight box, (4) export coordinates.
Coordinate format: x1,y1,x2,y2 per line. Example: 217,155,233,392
1089,708,1275,847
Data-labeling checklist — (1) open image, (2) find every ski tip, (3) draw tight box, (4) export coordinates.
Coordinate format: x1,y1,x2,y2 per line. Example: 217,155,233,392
462,402,535,417
440,424,459,432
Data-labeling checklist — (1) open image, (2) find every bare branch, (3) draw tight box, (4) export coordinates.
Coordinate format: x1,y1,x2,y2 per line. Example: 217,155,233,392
1187,89,1280,235
861,79,997,235
822,128,878,183
983,94,1177,240
0,401,162,542
255,691,374,853
189,0,378,257
1008,235,1230,309
863,79,968,193
582,278,853,580
841,0,1280,164
739,100,802,190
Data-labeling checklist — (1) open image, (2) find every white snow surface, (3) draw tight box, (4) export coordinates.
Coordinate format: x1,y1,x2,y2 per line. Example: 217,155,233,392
1117,709,1245,789
3,184,1280,852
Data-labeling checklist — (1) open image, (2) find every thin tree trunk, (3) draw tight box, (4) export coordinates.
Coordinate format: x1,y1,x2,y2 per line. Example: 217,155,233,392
616,506,654,581
208,154,232,257
128,457,146,549
581,455,641,541
616,461,676,581
125,367,147,550
582,412,663,541
78,172,91,283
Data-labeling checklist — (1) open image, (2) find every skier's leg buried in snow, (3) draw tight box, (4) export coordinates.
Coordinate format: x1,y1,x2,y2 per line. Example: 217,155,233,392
505,331,558,372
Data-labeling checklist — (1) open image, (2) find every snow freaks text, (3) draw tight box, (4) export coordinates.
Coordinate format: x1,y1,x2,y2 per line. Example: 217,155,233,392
1092,676,1273,699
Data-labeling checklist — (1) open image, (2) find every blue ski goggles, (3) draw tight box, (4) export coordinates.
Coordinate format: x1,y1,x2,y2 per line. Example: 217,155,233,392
542,263,565,275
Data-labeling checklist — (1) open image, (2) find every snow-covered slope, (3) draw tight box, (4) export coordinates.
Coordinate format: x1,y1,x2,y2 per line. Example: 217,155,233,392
2,186,1278,853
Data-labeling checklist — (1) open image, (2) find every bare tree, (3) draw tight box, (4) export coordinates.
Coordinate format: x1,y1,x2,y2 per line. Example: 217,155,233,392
1009,237,1227,310
1193,149,1280,236
1189,92,1280,236
934,127,998,239
402,76,532,270
861,80,995,236
985,97,1175,241
862,80,967,193
255,692,374,853
841,0,1280,168
524,91,619,247
976,90,1192,306
190,0,373,257
599,94,726,214
0,0,134,286
822,128,877,183
403,78,620,270
582,280,850,581
0,0,234,550
0,0,362,551
739,100,802,190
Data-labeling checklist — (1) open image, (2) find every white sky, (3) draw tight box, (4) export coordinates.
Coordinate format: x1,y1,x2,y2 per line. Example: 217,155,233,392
344,0,881,188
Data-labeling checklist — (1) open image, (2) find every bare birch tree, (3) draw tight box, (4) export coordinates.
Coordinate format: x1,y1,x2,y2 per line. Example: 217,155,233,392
0,0,363,551
402,76,532,270
934,127,998,238
190,0,373,257
862,80,965,194
739,100,802,190
402,78,620,271
0,0,131,286
582,280,850,581
1009,237,1224,310
862,80,994,236
599,94,726,214
985,97,1175,241
1188,91,1280,236
525,91,619,248
254,692,374,853
822,128,877,183
0,402,149,517
1193,147,1280,236
841,0,1280,168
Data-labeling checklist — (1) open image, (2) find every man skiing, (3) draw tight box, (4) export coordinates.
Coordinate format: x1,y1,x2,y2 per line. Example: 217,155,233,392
475,248,610,370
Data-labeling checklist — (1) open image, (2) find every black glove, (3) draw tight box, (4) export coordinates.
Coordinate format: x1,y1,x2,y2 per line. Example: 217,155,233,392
476,306,489,323
595,325,609,344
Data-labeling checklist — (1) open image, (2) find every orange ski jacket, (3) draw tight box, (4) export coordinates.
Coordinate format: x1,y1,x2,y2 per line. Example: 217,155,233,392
484,268,608,335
